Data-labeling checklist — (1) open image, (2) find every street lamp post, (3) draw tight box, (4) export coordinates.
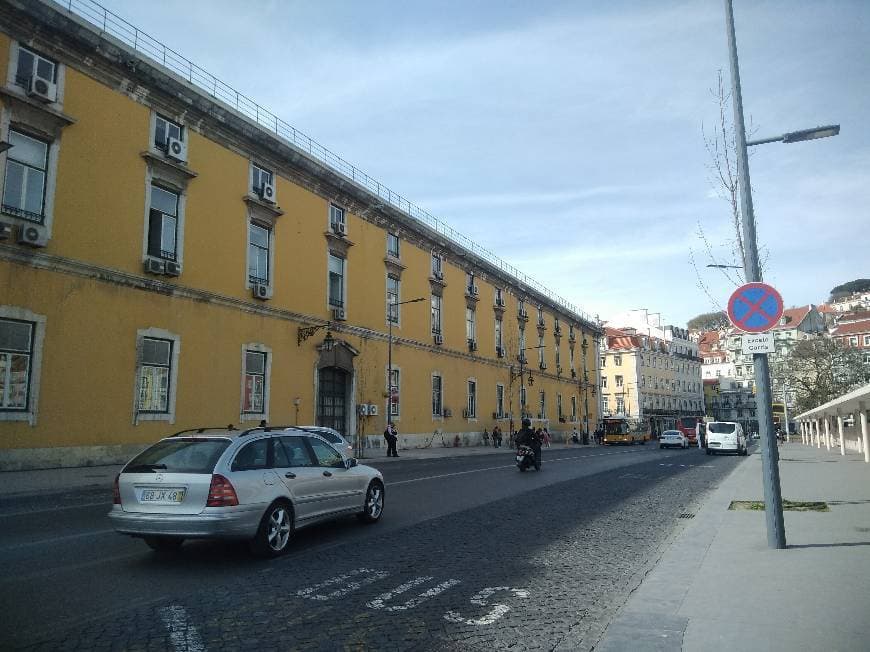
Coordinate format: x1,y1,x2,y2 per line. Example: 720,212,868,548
724,0,839,549
387,297,426,424
508,345,542,436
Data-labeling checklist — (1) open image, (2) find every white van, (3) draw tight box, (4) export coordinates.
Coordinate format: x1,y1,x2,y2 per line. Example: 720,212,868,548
705,421,748,456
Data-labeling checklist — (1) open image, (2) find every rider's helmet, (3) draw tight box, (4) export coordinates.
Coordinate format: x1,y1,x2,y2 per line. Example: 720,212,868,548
522,418,532,429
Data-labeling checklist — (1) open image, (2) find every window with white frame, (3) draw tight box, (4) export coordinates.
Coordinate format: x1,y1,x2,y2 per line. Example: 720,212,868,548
864,352,870,364
600,356,606,367
431,252,442,277
3,129,49,222
571,395,577,420
518,299,525,317
242,350,267,414
387,232,400,258
864,334,870,346
616,397,625,414
251,163,273,196
431,294,442,333
495,287,504,306
615,375,623,388
136,335,176,416
248,222,271,284
495,317,503,353
555,343,561,368
467,380,476,418
328,254,345,308
569,345,575,369
602,377,608,389
15,45,57,88
496,384,504,418
387,275,400,323
466,272,475,294
614,354,622,366
520,386,527,413
432,374,442,416
0,317,33,411
154,114,182,151
538,333,545,365
602,396,609,412
466,307,476,343
389,368,400,417
519,327,526,356
148,185,179,261
849,336,859,347
557,394,563,419
329,203,345,231
538,390,546,419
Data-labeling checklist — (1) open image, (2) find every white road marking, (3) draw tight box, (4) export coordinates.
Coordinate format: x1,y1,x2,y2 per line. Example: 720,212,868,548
296,568,389,601
159,605,205,652
444,586,530,626
366,576,461,611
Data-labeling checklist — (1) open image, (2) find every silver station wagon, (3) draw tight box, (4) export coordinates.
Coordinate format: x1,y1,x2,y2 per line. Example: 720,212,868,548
109,426,384,556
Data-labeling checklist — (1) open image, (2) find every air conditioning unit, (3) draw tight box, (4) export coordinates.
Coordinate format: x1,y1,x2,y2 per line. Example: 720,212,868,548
143,258,165,275
252,283,270,300
357,404,370,417
17,224,47,247
258,179,276,203
165,136,188,163
27,76,57,103
164,261,182,277
332,307,347,321
0,222,12,240
468,339,477,352
433,333,444,345
540,362,548,370
368,404,379,416
332,221,346,236
442,408,452,418
496,346,505,358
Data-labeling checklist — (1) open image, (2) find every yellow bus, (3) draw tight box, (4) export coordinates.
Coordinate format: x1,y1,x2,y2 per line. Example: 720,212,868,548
603,417,650,445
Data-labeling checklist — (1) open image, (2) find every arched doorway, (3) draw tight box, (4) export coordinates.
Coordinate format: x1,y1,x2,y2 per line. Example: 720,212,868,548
317,366,348,437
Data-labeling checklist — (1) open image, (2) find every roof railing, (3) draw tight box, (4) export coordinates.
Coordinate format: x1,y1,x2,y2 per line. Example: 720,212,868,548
58,0,600,328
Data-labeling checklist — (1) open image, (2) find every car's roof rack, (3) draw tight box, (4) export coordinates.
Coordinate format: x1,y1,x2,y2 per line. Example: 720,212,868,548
170,425,237,437
237,424,299,437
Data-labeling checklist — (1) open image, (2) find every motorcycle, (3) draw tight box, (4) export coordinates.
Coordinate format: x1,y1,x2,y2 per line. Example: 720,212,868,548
516,444,540,472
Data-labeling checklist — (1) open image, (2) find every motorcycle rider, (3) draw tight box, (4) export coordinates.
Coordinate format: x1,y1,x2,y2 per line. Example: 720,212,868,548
516,418,543,469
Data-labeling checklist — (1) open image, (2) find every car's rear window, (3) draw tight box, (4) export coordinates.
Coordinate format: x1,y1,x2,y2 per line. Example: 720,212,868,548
708,423,736,434
124,439,230,474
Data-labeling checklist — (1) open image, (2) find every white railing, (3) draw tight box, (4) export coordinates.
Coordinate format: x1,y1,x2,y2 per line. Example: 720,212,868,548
56,0,600,327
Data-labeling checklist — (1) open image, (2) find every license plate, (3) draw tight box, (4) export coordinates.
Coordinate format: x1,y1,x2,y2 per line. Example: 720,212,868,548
140,488,186,503
516,456,523,462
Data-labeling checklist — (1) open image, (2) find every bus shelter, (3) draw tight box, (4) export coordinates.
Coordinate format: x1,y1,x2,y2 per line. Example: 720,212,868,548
794,383,870,463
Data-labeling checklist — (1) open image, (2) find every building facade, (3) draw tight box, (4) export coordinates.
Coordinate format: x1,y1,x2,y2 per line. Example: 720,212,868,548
0,1,601,469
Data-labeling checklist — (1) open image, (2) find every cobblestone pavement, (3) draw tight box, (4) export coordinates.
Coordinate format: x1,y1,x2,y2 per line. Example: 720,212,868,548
21,454,740,651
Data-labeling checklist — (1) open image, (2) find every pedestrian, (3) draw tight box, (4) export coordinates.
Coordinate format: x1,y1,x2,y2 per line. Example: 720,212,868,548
258,419,267,428
571,426,580,444
482,427,490,446
542,427,551,448
384,422,399,457
493,425,502,448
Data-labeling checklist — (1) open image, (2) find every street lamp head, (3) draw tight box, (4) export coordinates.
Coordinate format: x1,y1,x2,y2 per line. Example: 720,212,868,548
706,263,743,269
781,124,840,144
322,329,335,351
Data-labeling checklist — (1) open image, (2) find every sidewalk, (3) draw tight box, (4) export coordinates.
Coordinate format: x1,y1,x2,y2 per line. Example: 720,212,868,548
0,440,587,498
595,443,870,652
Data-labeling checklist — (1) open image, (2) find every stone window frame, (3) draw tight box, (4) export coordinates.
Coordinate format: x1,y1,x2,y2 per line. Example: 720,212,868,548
240,343,272,423
133,327,181,425
0,305,46,425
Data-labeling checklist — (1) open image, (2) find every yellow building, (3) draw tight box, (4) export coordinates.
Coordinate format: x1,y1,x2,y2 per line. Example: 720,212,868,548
0,1,601,470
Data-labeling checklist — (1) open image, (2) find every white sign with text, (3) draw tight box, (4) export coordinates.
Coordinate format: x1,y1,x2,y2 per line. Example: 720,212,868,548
741,332,775,354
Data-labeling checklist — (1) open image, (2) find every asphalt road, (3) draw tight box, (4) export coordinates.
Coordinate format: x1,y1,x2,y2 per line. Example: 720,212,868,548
0,445,743,651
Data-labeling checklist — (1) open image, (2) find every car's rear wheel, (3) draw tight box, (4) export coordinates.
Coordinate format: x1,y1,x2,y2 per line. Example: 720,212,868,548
659,444,664,449
143,536,184,552
250,500,293,557
358,480,384,523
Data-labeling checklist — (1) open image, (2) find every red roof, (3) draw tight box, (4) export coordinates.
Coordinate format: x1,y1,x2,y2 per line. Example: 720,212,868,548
831,319,870,337
770,306,811,331
605,327,640,351
697,330,721,354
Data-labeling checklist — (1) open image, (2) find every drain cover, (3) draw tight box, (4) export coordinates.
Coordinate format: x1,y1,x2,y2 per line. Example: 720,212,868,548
679,513,695,519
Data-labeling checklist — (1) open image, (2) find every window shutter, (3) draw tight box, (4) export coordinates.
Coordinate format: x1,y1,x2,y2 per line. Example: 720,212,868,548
148,209,163,258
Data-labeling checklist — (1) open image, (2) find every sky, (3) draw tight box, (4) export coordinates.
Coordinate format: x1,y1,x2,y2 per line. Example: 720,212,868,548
99,0,870,327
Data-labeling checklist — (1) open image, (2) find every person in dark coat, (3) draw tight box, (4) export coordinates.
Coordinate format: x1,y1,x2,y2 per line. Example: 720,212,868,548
516,418,543,468
384,422,399,457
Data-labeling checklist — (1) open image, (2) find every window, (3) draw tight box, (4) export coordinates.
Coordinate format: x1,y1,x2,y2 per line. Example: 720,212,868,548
387,233,400,258
466,307,476,342
467,380,476,418
601,377,608,389
431,294,442,333
614,355,622,366
387,275,400,323
431,252,443,277
251,164,273,195
15,45,57,88
601,356,606,367
329,203,345,230
137,337,173,414
0,318,33,410
849,336,859,347
571,395,577,420
3,129,49,222
242,350,267,414
432,374,443,416
248,222,271,284
615,375,623,388
232,439,269,471
864,353,870,364
148,185,179,261
555,343,561,368
520,386,527,412
519,327,526,356
569,345,575,369
557,394,563,419
538,390,546,419
518,299,525,317
466,272,475,294
538,334,545,365
328,254,345,308
496,384,504,419
276,436,315,468
154,115,182,150
602,396,609,412
495,288,504,306
616,397,625,414
864,335,870,347
389,368,400,417
495,317,503,352
554,317,560,333
309,437,344,468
